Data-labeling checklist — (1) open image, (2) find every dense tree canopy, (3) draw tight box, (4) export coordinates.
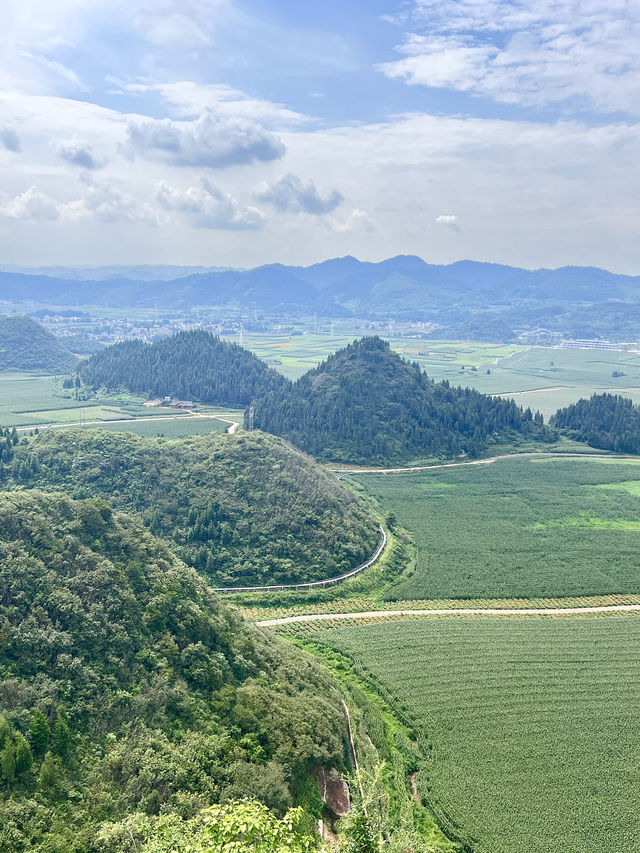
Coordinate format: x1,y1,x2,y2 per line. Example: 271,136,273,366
0,491,345,852
1,429,379,587
552,393,640,453
0,317,77,373
251,336,551,464
77,330,286,406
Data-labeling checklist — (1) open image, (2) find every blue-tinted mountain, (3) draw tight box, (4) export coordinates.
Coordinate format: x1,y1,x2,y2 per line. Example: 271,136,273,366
2,256,639,339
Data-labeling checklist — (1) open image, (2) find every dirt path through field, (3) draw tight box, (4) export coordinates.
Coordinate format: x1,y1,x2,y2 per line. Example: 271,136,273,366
256,603,640,627
335,451,637,478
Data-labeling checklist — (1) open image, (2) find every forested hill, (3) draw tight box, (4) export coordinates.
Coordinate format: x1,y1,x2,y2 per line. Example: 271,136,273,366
0,490,345,852
2,429,379,587
78,329,286,406
552,393,640,453
0,316,77,373
251,336,551,464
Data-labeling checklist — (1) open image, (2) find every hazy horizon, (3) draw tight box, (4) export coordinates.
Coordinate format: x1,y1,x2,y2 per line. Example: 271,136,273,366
0,2,639,274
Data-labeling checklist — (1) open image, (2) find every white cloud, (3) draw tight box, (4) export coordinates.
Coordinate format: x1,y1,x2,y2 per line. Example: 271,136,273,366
380,0,640,115
436,214,458,225
0,187,60,221
57,139,101,169
156,177,265,229
125,112,285,168
0,127,21,152
327,207,374,234
132,0,226,47
76,175,158,223
255,173,343,215
150,81,309,127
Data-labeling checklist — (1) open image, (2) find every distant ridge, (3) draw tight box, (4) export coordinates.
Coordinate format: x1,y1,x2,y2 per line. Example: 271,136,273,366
1,256,639,340
0,316,77,373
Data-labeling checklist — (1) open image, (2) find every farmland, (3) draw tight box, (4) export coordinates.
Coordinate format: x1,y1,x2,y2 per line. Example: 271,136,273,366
226,332,640,419
3,334,640,427
0,371,241,434
353,456,640,601
305,615,640,853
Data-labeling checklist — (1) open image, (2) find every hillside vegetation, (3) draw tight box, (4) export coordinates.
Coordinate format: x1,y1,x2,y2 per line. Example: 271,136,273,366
0,316,77,373
1,429,380,587
0,490,345,852
78,330,286,406
553,393,640,453
252,336,551,464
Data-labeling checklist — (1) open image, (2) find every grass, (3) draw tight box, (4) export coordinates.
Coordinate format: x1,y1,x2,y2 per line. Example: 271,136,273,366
0,371,243,435
351,456,640,601
302,615,640,853
70,416,229,437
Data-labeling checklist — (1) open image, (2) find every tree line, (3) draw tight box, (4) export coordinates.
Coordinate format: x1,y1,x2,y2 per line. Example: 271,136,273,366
552,393,640,453
78,330,286,407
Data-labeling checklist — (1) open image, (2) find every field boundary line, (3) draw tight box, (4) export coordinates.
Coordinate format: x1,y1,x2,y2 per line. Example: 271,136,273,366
256,603,640,627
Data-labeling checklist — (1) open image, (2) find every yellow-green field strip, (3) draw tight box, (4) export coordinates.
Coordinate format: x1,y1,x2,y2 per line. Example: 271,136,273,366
257,602,640,627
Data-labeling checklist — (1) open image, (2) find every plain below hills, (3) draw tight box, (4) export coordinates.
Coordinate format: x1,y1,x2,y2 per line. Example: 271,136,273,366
3,255,640,341
0,316,77,373
0,489,346,853
251,336,551,464
1,429,380,587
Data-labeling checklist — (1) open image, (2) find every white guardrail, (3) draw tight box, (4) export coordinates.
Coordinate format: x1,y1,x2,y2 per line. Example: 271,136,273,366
212,525,387,594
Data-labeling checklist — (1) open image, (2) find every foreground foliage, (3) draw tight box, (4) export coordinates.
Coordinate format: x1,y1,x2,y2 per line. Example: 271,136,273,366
99,801,316,853
553,392,640,453
77,330,285,407
1,429,379,587
0,491,346,852
251,337,551,464
308,615,640,853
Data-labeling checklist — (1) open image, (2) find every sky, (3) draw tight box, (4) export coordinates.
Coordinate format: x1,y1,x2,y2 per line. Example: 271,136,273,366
0,0,639,272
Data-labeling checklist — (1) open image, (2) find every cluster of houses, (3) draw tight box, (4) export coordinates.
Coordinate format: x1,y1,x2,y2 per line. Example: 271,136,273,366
143,396,195,410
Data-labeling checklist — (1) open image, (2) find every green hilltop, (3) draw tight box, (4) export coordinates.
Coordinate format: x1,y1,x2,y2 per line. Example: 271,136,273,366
78,329,286,406
1,429,380,587
251,336,552,464
0,316,77,373
0,490,345,852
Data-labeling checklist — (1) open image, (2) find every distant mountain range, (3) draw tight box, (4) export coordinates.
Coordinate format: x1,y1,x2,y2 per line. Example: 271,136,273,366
1,256,639,340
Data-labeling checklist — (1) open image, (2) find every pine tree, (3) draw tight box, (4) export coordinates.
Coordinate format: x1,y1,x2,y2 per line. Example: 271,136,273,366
30,709,51,758
51,710,70,761
14,732,33,776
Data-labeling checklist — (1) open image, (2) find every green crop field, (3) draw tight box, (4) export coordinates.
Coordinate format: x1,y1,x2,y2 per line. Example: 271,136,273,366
353,456,640,601
306,615,640,853
68,415,230,437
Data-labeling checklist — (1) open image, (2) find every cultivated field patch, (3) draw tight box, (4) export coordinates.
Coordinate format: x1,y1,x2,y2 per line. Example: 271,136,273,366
355,456,640,601
305,615,640,853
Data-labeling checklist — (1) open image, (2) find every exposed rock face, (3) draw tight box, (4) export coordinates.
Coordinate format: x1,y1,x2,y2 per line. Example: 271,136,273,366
312,766,350,815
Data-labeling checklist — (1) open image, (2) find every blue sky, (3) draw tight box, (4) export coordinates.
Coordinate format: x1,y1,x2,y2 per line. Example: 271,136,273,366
0,0,639,272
